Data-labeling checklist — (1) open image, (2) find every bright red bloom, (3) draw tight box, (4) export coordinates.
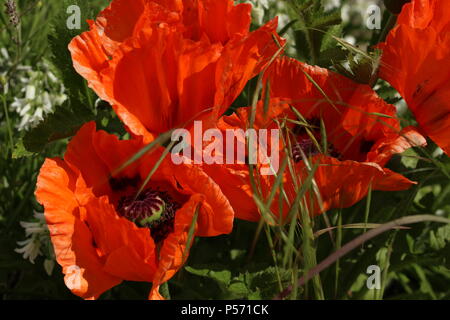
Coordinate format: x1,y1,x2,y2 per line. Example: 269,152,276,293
69,0,284,142
35,122,234,299
204,57,426,222
378,0,450,154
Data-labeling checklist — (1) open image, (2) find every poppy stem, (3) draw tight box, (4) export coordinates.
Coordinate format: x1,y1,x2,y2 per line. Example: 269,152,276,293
1,95,14,152
377,12,397,44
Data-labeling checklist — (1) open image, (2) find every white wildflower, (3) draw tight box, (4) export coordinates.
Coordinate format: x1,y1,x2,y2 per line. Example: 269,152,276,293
344,35,357,46
432,147,444,158
252,4,266,26
0,47,67,131
240,0,269,26
323,0,342,11
15,238,41,264
15,211,55,276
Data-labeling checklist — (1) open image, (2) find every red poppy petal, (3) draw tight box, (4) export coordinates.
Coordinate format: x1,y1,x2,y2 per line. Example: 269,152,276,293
371,167,418,191
215,18,284,117
149,285,165,300
202,164,259,222
112,105,155,143
64,122,111,196
197,0,251,43
368,126,427,166
379,0,450,155
70,0,284,140
266,57,350,117
83,196,158,282
91,128,144,177
35,158,121,299
176,38,223,128
413,85,450,155
68,21,110,101
101,27,178,135
96,0,147,54
172,164,234,236
293,156,415,214
396,0,450,32
148,194,203,300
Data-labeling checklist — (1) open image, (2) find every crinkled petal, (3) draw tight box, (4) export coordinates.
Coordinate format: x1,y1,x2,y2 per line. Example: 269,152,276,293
368,126,427,166
84,196,158,282
293,156,415,214
148,194,203,300
171,164,235,236
35,159,121,299
379,0,450,154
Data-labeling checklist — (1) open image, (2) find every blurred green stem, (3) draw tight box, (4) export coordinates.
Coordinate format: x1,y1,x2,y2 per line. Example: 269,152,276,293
377,13,397,44
300,201,324,300
1,95,14,152
160,282,171,300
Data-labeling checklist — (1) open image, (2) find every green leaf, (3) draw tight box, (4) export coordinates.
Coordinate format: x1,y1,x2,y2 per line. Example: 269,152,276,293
245,267,291,299
290,0,342,64
227,281,248,298
401,148,420,169
429,225,450,251
22,101,97,153
48,0,103,104
12,140,34,159
334,50,381,85
184,265,232,287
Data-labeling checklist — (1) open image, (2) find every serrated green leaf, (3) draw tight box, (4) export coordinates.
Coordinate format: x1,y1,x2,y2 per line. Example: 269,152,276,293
290,0,343,64
318,47,347,67
12,140,35,159
245,266,291,299
48,0,101,104
320,24,343,52
22,101,97,153
401,148,420,169
227,281,248,298
311,10,341,29
184,266,232,287
430,225,450,251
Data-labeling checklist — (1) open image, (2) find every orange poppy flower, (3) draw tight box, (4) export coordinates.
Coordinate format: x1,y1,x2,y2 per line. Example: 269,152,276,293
378,0,450,154
203,57,426,222
69,0,284,143
35,122,234,299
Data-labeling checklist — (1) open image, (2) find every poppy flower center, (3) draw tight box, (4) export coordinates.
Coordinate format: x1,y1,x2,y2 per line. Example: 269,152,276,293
360,139,375,154
292,138,320,162
117,189,180,243
291,121,341,162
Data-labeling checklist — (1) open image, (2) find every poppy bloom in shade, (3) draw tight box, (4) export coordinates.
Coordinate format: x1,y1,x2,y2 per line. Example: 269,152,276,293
69,0,285,143
35,122,234,299
378,0,450,155
203,57,426,222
